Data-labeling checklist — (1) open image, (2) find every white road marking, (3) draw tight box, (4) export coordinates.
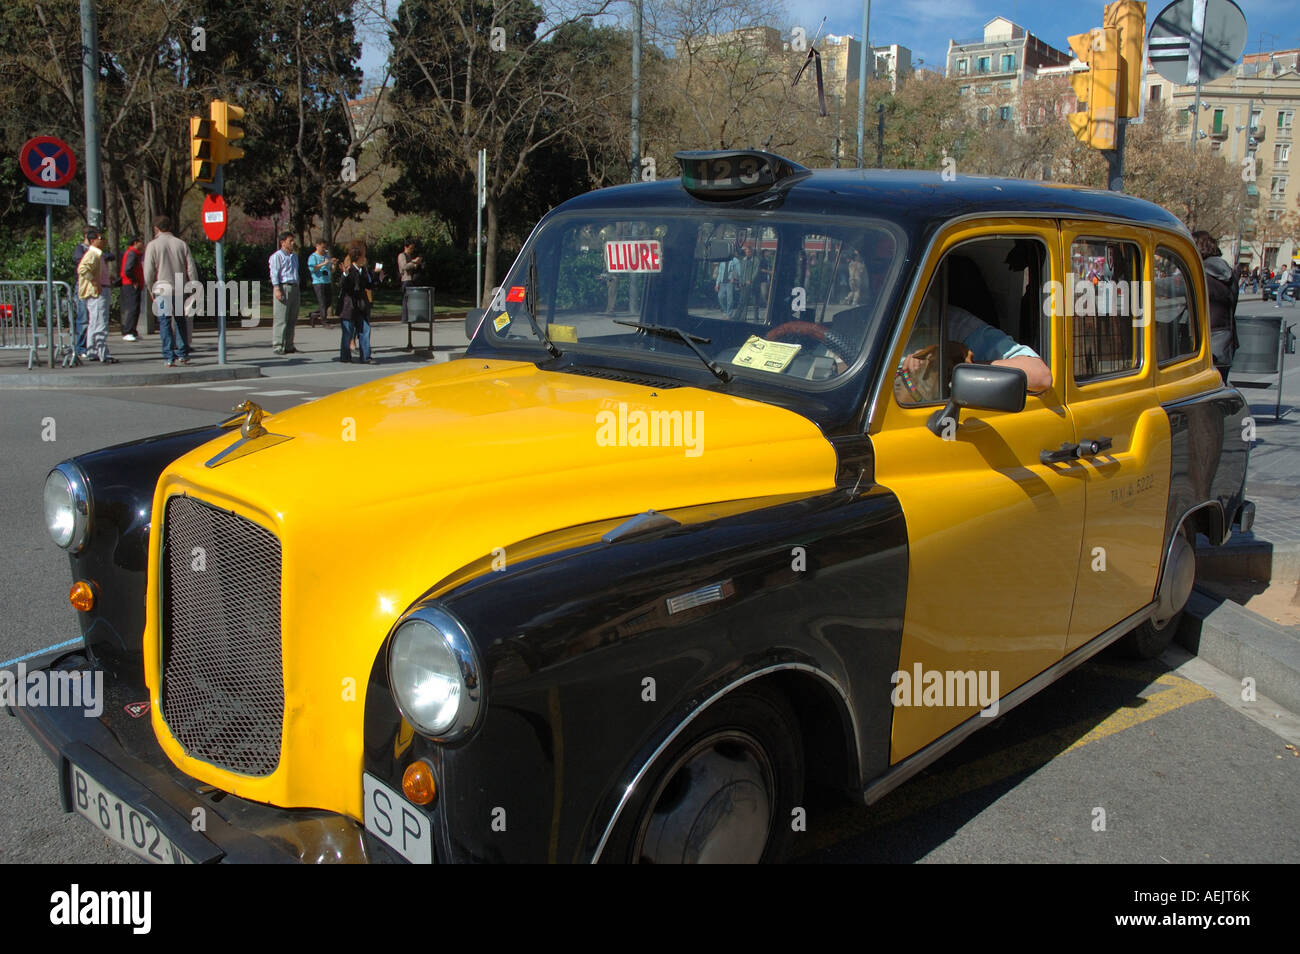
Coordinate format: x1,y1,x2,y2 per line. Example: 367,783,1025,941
201,384,259,391
248,389,310,397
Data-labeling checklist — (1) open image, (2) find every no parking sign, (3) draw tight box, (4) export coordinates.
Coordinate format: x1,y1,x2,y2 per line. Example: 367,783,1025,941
19,136,76,188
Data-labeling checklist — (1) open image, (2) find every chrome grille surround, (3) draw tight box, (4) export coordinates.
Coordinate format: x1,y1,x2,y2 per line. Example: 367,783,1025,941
160,495,284,776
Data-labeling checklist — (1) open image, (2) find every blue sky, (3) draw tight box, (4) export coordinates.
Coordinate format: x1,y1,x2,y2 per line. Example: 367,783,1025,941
358,0,1300,83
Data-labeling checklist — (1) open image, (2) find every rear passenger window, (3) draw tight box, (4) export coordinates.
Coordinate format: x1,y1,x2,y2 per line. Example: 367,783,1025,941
1070,238,1144,382
1154,248,1200,365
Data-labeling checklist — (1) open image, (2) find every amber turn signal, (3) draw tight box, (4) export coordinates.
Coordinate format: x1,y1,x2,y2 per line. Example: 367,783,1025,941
69,581,95,613
402,759,437,806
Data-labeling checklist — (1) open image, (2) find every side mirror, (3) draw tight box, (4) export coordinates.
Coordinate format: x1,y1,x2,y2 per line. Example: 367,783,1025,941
927,363,1027,436
465,308,486,340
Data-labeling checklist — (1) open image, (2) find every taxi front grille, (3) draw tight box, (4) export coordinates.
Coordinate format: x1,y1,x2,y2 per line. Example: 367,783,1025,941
160,496,284,776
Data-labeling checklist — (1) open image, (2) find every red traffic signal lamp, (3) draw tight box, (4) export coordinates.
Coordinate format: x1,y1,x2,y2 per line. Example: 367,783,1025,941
190,115,216,184
1068,27,1120,151
211,100,245,164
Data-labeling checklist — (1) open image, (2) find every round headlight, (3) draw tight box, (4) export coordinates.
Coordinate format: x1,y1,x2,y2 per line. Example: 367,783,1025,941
44,464,91,553
388,607,481,741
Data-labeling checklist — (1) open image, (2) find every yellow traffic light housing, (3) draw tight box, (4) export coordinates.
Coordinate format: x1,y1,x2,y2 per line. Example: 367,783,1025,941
1106,0,1147,119
190,115,215,184
1068,27,1119,150
211,100,245,164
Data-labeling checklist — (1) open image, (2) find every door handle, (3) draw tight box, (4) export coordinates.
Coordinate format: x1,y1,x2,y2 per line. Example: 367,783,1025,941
1040,442,1080,465
1076,436,1113,457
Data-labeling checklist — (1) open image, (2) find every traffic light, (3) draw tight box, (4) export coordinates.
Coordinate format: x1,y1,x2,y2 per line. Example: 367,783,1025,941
211,100,245,164
1106,0,1147,119
1068,27,1119,150
190,115,216,184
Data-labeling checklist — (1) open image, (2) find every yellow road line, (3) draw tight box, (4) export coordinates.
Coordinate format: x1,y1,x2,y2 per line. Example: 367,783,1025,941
800,669,1213,855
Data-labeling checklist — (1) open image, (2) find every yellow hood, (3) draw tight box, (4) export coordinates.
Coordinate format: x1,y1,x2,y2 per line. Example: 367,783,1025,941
144,358,839,817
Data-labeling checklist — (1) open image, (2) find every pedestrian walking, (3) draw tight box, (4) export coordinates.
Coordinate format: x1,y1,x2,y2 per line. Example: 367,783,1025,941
142,215,197,367
337,241,375,364
119,236,145,341
269,232,301,354
307,239,336,327
76,229,116,363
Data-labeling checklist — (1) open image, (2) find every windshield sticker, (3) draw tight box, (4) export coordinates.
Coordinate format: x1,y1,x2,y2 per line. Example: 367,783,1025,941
493,312,511,332
606,239,662,274
506,286,526,302
550,324,578,343
731,335,801,373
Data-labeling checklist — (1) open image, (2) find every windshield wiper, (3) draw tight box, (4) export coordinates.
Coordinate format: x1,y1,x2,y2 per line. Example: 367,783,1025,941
521,248,561,359
613,320,733,384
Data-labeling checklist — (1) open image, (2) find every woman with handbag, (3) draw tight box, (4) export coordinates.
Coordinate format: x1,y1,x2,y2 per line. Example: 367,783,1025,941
1193,231,1237,383
337,241,375,364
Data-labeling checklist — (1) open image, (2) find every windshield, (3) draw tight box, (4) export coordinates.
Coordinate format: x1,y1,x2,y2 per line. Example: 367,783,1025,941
478,212,905,390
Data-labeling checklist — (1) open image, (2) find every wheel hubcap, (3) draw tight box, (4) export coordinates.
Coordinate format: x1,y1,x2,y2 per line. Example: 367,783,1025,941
636,731,774,864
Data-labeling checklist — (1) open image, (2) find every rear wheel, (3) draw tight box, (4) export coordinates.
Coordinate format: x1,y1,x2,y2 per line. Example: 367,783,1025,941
606,687,803,864
1117,609,1184,659
1118,527,1195,659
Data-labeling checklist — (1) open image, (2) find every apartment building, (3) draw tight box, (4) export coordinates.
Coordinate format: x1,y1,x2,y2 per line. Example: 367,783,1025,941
947,18,1071,123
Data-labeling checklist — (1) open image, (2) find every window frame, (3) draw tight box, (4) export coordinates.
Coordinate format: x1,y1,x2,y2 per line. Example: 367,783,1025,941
1153,246,1202,369
1067,234,1147,387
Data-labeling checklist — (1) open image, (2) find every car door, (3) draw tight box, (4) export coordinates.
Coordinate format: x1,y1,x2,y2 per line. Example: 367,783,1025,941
871,221,1084,762
1057,222,1172,653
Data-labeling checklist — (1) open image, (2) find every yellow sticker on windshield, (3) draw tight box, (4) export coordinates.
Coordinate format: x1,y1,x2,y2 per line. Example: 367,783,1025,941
550,324,578,343
493,312,511,332
731,335,801,373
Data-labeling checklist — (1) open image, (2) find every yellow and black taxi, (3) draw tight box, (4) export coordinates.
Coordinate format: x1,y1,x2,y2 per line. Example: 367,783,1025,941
22,151,1252,863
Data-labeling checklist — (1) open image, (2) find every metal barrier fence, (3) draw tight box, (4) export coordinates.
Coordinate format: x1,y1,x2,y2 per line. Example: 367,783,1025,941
0,280,77,369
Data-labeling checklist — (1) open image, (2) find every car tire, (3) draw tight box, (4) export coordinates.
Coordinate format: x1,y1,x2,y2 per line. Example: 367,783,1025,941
602,686,804,864
1116,609,1184,659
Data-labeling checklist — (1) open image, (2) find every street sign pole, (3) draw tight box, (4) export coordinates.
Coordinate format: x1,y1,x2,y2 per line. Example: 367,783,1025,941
45,205,54,369
1105,120,1127,192
214,166,226,365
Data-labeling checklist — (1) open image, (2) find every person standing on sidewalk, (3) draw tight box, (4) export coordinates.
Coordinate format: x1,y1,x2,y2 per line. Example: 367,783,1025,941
398,239,422,322
143,215,196,367
269,233,301,354
76,230,116,363
307,239,336,327
71,229,91,357
118,236,145,341
337,241,375,364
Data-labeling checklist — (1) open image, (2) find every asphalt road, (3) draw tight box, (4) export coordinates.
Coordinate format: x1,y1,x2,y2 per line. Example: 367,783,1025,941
0,374,1297,865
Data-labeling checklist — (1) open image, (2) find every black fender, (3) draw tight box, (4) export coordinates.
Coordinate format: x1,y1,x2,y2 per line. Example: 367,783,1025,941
365,485,908,863
57,425,230,689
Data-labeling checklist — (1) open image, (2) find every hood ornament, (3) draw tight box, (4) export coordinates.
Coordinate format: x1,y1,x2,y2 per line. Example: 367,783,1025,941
209,400,290,467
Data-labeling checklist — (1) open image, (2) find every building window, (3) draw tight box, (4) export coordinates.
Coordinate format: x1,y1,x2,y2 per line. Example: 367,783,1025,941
978,106,990,124
976,84,992,95
957,58,968,74
1251,109,1262,132
1001,53,1015,71
1271,176,1289,198
1279,110,1294,130
977,56,990,73
1277,144,1291,164
998,105,1012,122
1213,108,1225,134
998,80,1013,91
1149,85,1161,101
959,85,971,95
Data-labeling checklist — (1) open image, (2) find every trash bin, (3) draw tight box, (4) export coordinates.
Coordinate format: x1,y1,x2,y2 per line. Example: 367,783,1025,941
1234,315,1282,373
402,285,434,355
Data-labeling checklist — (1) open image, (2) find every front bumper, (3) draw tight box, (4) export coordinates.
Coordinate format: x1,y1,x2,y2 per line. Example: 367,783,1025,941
9,660,374,864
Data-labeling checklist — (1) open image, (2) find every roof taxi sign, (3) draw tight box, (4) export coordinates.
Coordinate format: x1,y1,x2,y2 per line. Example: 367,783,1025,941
675,150,808,201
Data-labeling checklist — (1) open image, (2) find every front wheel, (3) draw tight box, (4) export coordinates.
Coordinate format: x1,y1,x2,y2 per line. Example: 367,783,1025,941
604,687,804,864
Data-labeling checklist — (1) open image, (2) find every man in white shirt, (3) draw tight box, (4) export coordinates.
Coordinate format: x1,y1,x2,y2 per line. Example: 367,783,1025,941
269,232,301,354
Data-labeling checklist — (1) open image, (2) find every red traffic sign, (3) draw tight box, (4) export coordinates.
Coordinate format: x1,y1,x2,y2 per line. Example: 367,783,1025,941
201,193,228,241
19,137,76,188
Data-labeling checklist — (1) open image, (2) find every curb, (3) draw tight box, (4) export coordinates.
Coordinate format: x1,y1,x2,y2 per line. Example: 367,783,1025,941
1196,539,1300,586
1179,588,1300,716
0,364,263,390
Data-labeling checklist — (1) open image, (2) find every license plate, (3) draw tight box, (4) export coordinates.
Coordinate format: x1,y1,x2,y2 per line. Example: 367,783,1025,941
363,772,432,864
68,763,192,864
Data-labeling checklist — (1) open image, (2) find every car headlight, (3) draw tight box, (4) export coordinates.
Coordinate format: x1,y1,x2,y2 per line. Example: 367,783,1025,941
44,464,92,553
387,605,482,741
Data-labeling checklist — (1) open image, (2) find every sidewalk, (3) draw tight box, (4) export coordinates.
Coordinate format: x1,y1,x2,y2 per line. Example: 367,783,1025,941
0,313,471,389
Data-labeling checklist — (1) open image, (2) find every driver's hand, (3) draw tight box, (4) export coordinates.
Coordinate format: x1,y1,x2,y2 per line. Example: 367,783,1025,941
901,352,924,374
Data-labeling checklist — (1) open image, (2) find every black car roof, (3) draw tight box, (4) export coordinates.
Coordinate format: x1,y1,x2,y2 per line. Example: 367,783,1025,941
559,168,1190,237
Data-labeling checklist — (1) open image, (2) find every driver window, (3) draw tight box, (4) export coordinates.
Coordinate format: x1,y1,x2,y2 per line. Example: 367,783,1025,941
895,236,1050,406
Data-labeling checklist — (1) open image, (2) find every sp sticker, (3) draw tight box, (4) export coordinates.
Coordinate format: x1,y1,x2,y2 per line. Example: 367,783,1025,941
124,701,150,719
493,312,511,332
605,240,662,274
